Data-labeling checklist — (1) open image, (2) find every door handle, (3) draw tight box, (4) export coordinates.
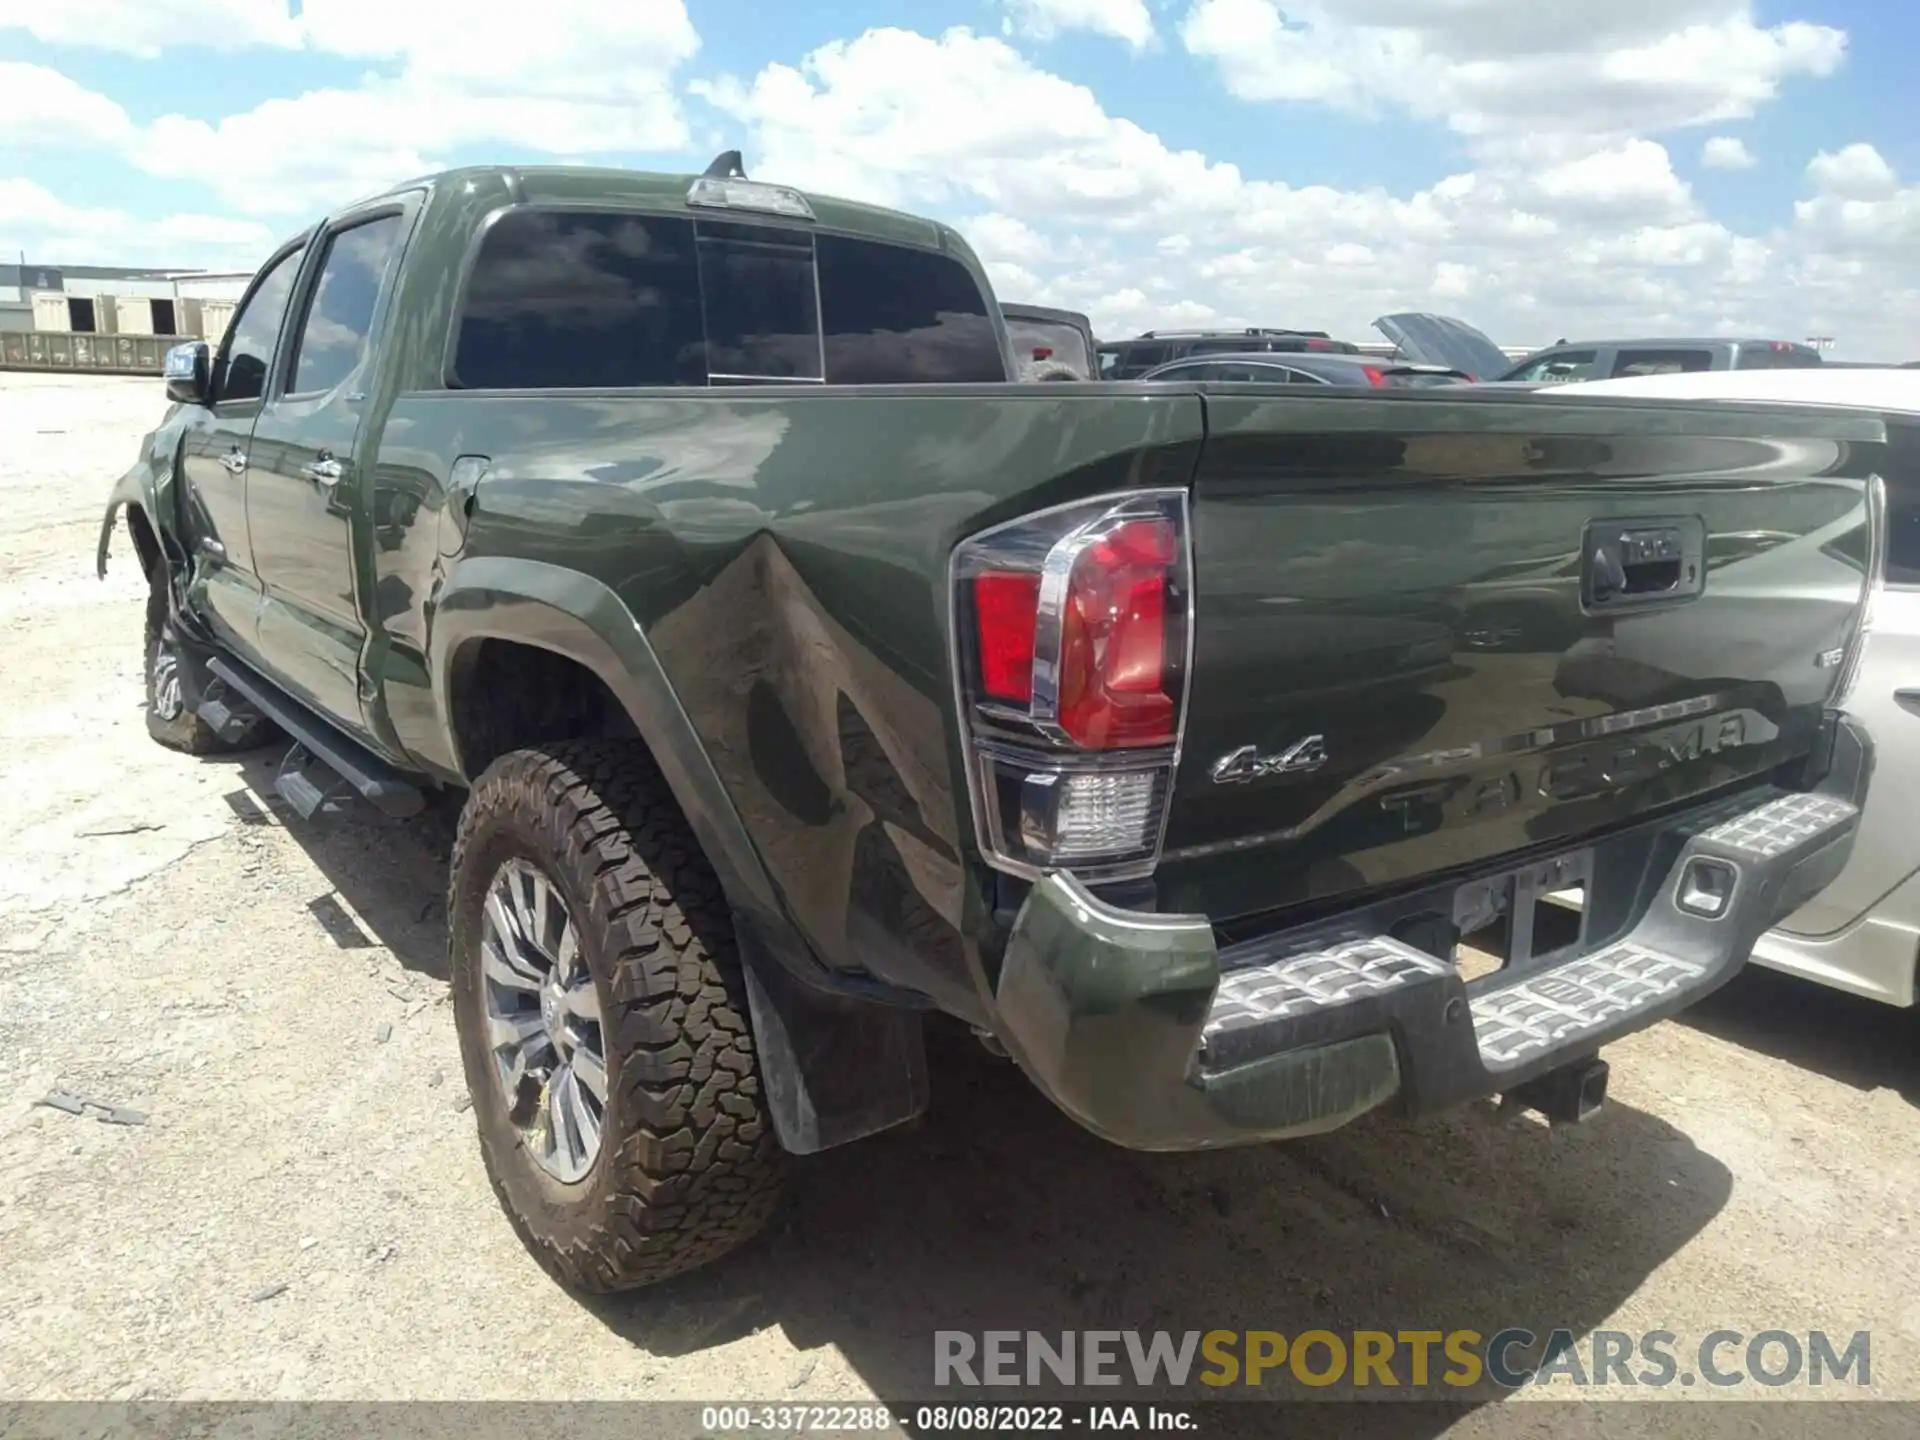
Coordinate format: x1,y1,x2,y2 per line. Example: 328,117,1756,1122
220,448,247,475
299,453,344,486
1896,688,1920,718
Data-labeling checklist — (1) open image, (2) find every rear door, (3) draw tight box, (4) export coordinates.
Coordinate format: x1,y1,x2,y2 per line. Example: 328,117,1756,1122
177,238,307,659
1157,388,1883,924
245,198,416,736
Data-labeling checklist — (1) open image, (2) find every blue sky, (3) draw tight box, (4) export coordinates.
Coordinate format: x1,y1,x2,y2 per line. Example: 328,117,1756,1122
2,0,1916,356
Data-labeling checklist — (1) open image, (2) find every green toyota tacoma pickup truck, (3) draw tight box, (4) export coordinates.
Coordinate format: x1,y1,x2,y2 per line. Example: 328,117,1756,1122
100,155,1883,1293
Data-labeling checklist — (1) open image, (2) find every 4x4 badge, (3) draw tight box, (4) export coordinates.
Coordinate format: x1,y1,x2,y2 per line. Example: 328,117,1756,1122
1210,736,1329,784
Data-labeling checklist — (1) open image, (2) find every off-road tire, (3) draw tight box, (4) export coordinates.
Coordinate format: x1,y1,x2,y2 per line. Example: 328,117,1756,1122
142,572,276,754
448,741,784,1292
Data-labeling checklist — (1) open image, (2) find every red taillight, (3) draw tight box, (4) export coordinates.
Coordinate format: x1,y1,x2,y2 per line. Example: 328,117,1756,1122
1362,365,1387,387
1032,345,1054,360
1057,519,1177,747
973,571,1041,703
952,489,1189,879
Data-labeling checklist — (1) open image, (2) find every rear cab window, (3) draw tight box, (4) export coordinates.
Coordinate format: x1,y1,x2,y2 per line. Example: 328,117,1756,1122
1611,348,1715,378
1736,343,1825,371
450,206,1004,389
1005,318,1093,376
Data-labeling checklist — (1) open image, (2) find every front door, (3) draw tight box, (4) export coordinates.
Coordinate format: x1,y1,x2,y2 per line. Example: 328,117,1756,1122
245,204,413,738
177,240,307,659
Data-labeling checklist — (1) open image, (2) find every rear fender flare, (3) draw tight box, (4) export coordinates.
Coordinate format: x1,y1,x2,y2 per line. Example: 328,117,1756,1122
429,556,929,1154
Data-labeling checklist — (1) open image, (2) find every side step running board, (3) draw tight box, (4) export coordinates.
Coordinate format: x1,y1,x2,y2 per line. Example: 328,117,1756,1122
204,655,426,819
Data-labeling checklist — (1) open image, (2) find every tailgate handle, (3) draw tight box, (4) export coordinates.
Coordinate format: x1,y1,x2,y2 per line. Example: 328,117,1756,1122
1593,528,1682,599
1582,518,1704,613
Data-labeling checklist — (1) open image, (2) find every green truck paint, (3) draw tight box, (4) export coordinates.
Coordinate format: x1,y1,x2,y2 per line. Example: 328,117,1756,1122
100,160,1883,1288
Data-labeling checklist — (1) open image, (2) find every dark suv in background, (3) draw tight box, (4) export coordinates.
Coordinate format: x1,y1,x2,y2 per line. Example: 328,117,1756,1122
1098,327,1360,379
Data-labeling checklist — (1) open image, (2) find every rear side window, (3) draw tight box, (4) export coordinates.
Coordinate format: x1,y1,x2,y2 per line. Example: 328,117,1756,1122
453,211,705,389
287,214,404,396
818,234,1003,383
1612,348,1714,377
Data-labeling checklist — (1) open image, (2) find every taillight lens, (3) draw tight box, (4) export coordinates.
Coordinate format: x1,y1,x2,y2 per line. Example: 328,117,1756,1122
973,572,1041,703
1361,366,1387,387
1056,518,1176,747
952,491,1191,880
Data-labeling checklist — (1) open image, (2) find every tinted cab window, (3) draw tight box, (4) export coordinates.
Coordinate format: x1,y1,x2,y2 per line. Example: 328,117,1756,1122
216,247,304,403
452,209,1001,388
453,211,705,388
287,214,404,396
818,233,1003,383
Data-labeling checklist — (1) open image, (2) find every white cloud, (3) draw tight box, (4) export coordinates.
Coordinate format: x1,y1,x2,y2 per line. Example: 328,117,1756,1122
0,178,274,267
965,213,1054,267
998,0,1154,51
0,0,297,57
698,23,1913,358
3,8,1914,361
1527,140,1695,223
0,62,136,150
1180,0,1844,139
1701,136,1757,170
1805,142,1899,201
3,0,702,216
1793,144,1918,261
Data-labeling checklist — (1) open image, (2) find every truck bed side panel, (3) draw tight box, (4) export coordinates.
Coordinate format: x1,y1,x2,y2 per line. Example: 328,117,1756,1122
374,387,1204,1017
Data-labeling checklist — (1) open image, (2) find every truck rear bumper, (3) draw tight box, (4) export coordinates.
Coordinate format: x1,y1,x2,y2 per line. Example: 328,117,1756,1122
993,721,1869,1151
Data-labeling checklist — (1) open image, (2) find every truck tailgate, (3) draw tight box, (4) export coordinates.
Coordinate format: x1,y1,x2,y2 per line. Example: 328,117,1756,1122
1158,389,1884,925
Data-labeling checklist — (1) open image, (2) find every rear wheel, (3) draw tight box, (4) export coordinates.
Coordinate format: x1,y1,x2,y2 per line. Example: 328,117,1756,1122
142,572,275,754
449,741,784,1291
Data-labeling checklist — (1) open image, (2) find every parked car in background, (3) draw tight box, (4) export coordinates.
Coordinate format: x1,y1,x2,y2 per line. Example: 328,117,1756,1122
1001,302,1097,379
1374,313,1828,385
1501,337,1826,383
1553,367,1920,1011
1139,351,1471,388
1098,327,1360,379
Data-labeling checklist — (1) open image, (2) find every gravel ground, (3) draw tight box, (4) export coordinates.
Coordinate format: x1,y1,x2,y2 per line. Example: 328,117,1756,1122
2,372,1918,1432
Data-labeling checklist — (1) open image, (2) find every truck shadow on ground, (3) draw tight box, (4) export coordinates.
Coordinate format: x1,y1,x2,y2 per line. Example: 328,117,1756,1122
219,749,1733,1439
1676,964,1920,1108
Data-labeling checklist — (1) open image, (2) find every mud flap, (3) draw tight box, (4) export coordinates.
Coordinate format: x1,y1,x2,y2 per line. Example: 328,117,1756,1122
738,935,930,1155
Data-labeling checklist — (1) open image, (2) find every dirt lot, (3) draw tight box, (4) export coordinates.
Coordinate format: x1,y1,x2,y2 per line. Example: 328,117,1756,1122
2,372,1918,1430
